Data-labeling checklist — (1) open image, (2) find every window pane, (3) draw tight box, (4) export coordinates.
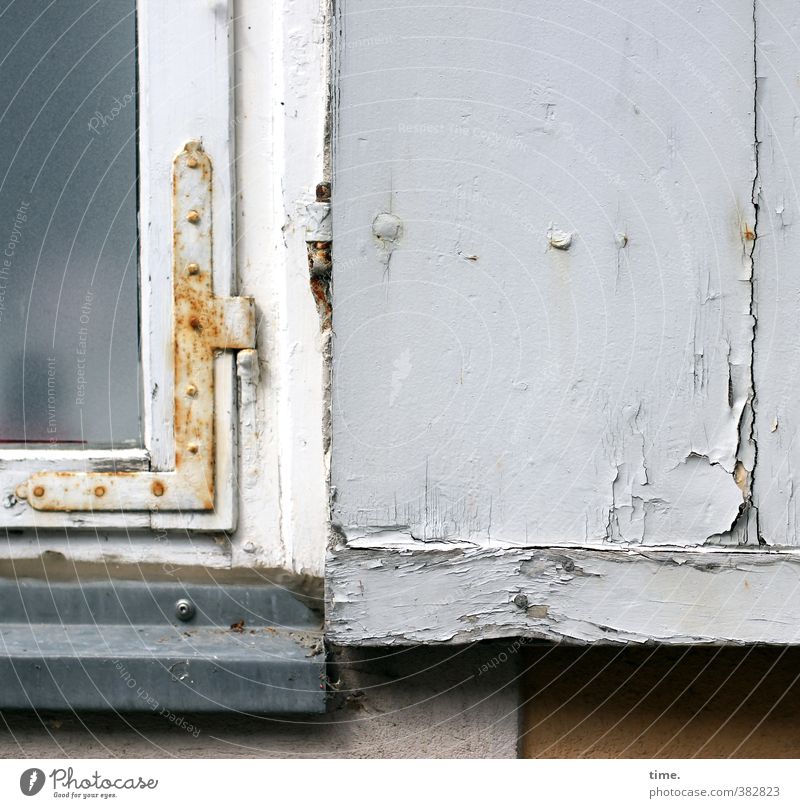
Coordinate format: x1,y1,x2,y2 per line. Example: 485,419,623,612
0,0,140,447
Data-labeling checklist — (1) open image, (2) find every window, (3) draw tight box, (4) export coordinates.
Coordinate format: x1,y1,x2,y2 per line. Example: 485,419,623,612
1,0,248,532
0,0,139,449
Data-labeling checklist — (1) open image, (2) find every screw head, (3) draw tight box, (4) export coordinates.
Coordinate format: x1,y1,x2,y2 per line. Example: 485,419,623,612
187,262,200,275
32,486,45,498
94,486,106,498
151,481,165,497
187,209,201,224
513,593,529,609
186,156,199,169
187,442,199,454
185,384,198,397
175,598,196,622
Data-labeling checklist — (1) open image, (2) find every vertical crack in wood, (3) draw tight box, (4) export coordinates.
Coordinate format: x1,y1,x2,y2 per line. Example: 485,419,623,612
747,0,764,544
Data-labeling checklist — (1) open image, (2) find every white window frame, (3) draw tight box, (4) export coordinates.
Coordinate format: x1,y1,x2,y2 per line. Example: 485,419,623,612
1,0,239,532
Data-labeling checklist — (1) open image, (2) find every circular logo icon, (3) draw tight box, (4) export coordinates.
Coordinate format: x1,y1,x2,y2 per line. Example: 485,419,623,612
19,768,45,796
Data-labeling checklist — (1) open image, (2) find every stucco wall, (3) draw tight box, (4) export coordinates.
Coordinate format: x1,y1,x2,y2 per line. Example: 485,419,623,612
0,646,520,759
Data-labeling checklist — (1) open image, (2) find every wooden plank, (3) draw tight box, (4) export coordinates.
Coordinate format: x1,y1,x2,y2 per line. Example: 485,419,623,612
231,0,331,573
750,0,800,545
332,0,758,547
327,537,800,645
140,0,239,531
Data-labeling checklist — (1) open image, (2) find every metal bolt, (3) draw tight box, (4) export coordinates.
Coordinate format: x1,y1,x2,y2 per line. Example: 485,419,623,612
94,486,106,498
316,182,331,202
186,156,199,169
151,481,165,497
175,598,196,622
372,212,402,242
187,262,200,275
14,484,28,500
563,558,575,572
187,443,199,454
32,486,45,498
189,316,202,331
513,593,529,609
187,209,201,224
548,228,573,250
186,384,198,397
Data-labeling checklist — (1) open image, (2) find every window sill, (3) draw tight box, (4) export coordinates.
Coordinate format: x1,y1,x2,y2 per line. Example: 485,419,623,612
0,580,326,714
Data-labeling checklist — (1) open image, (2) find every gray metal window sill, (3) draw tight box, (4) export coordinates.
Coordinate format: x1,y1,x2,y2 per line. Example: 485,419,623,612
0,579,326,714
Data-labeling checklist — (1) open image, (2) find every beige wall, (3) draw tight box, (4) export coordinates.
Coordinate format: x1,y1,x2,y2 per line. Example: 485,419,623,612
521,646,800,758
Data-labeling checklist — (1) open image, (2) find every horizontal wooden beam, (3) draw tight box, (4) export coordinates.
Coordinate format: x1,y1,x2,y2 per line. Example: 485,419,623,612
327,537,800,645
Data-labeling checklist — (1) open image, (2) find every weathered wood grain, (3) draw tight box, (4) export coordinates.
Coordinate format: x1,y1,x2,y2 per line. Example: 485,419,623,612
327,536,800,644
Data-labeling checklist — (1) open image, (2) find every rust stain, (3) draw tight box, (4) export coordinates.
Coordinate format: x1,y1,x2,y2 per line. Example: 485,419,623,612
307,183,332,331
309,275,332,330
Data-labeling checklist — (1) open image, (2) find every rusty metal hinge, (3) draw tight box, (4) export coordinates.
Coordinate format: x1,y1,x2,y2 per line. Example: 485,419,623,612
17,142,255,513
306,182,332,330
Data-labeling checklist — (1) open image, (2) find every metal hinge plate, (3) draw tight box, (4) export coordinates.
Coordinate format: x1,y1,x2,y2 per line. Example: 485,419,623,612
17,142,255,512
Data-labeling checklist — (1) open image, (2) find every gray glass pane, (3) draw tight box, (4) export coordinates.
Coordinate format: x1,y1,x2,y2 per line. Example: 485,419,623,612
0,0,140,447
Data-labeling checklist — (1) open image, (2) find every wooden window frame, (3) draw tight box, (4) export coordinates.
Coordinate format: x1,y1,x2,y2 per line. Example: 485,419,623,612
1,0,242,532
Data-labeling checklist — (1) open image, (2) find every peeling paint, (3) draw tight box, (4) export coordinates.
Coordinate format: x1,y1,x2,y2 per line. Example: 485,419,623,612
328,540,800,645
333,0,759,551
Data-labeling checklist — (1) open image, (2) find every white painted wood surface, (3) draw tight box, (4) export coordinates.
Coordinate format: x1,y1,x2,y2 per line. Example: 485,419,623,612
750,0,800,547
328,1,800,641
232,0,330,575
332,0,759,547
327,538,800,645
